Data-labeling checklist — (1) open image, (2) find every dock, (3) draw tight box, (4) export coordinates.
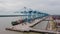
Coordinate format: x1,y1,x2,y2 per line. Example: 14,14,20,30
5,16,47,29
6,16,60,34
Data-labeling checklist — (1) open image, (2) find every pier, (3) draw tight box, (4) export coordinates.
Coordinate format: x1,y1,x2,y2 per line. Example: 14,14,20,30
6,16,60,34
4,8,60,34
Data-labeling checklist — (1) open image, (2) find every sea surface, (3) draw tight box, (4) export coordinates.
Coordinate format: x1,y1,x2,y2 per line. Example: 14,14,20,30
0,16,48,34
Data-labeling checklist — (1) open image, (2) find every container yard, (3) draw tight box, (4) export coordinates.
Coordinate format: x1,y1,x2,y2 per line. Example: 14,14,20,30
5,16,60,34
4,8,60,34
2,7,59,34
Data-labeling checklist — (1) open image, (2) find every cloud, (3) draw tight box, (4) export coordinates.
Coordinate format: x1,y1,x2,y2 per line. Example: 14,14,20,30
0,0,26,11
0,0,60,15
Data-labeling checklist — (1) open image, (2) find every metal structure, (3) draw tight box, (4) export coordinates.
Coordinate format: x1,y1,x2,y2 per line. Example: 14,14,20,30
20,7,49,23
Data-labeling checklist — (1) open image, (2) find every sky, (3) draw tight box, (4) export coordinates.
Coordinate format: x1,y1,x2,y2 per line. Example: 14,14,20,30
0,0,60,15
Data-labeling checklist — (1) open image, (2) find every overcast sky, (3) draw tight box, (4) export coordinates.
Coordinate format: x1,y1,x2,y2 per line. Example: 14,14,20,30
0,0,60,15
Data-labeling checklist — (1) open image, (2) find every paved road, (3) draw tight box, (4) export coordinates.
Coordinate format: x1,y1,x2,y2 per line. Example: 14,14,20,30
33,21,48,30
